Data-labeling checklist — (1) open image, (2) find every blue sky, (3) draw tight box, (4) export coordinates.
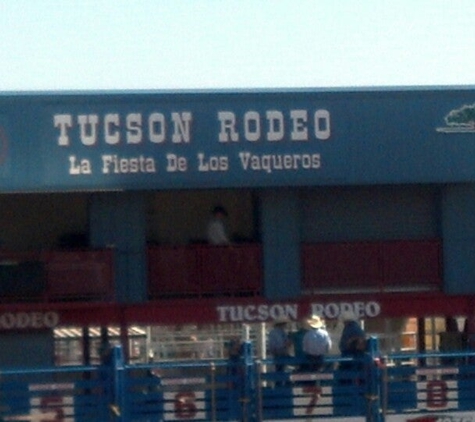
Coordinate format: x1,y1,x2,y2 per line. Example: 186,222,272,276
1,0,475,91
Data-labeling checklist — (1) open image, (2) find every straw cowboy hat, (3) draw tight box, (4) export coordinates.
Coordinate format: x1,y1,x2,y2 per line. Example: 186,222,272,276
307,315,324,329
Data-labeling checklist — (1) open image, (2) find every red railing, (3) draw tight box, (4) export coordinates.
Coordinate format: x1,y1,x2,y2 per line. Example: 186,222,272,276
148,244,262,298
43,250,114,300
0,249,114,302
0,239,442,303
302,239,442,293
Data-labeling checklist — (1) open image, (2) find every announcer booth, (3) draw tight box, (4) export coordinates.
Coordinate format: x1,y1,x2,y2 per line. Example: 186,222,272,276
0,86,475,371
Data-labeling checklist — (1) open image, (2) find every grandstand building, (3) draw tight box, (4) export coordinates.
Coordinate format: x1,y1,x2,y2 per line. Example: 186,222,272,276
0,86,474,366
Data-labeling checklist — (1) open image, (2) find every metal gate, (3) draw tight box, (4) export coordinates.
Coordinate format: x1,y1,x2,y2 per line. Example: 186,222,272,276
1,338,475,421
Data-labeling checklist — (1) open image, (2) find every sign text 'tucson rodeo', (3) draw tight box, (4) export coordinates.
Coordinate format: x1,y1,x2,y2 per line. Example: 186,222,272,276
216,300,381,323
54,109,331,146
53,108,331,177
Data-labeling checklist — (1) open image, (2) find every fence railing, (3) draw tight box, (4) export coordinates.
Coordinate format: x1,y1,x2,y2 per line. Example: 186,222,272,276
148,244,262,298
302,239,442,293
0,249,114,303
0,239,441,304
1,338,475,421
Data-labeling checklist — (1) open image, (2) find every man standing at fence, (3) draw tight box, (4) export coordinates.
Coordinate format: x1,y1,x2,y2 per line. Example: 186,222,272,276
291,318,309,372
338,309,366,385
339,309,366,360
302,315,332,372
268,317,291,384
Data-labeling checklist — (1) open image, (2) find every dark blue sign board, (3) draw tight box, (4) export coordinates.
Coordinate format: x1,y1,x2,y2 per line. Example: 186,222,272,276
1,87,475,192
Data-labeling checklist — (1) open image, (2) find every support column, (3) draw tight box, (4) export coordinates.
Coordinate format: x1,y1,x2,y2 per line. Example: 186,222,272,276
89,192,147,303
259,189,301,300
441,184,475,294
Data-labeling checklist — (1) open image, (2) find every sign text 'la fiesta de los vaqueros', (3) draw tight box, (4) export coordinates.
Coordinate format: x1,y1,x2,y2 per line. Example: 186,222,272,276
53,108,329,178
2,88,475,192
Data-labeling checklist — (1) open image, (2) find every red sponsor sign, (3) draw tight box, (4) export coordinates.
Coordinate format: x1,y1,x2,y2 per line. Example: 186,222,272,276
0,291,472,328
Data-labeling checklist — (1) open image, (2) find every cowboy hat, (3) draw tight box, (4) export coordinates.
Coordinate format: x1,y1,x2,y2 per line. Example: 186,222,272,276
307,315,324,329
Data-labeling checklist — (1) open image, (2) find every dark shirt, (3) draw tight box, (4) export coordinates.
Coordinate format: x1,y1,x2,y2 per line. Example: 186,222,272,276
268,326,289,357
339,321,365,356
291,329,307,360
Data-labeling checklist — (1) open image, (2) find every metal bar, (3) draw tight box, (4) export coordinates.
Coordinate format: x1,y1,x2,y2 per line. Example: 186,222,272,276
256,360,263,422
210,362,217,422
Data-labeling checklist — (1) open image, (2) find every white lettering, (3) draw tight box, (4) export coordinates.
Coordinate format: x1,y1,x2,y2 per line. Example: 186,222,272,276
69,155,92,175
101,154,156,174
310,301,381,319
197,153,228,172
30,312,43,329
258,304,269,321
149,112,166,143
217,109,330,142
238,152,320,173
244,111,261,142
266,110,284,141
54,114,73,146
55,112,194,146
54,108,331,147
243,305,256,321
126,113,142,144
315,109,331,140
43,312,60,327
104,113,120,145
78,114,99,146
218,111,239,142
216,304,298,323
0,312,59,330
290,110,308,141
216,306,228,322
171,112,192,143
166,153,187,172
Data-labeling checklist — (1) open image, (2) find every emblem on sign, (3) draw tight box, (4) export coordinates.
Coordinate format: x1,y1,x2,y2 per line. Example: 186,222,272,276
437,103,475,133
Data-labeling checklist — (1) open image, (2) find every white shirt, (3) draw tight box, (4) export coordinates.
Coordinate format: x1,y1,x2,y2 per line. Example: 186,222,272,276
303,328,332,356
207,217,230,245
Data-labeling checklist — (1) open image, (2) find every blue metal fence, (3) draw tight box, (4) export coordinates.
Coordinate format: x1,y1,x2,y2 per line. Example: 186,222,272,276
0,363,111,421
1,338,475,421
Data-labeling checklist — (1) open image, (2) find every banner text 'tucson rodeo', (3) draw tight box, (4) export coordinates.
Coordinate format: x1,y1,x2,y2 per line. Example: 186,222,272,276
53,108,331,147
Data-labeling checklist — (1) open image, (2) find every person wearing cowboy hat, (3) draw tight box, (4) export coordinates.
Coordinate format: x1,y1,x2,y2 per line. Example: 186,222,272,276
337,309,367,383
338,309,366,358
291,318,310,372
268,316,292,384
302,315,332,372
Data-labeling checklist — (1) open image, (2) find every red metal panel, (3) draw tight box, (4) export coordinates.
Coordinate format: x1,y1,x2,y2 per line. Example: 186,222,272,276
382,239,441,288
196,246,231,293
233,244,262,293
197,244,261,295
302,239,442,293
148,244,262,298
44,250,114,300
302,242,382,290
148,246,199,297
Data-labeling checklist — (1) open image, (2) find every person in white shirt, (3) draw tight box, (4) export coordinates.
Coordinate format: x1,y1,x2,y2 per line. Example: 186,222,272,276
303,315,332,372
207,205,231,245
